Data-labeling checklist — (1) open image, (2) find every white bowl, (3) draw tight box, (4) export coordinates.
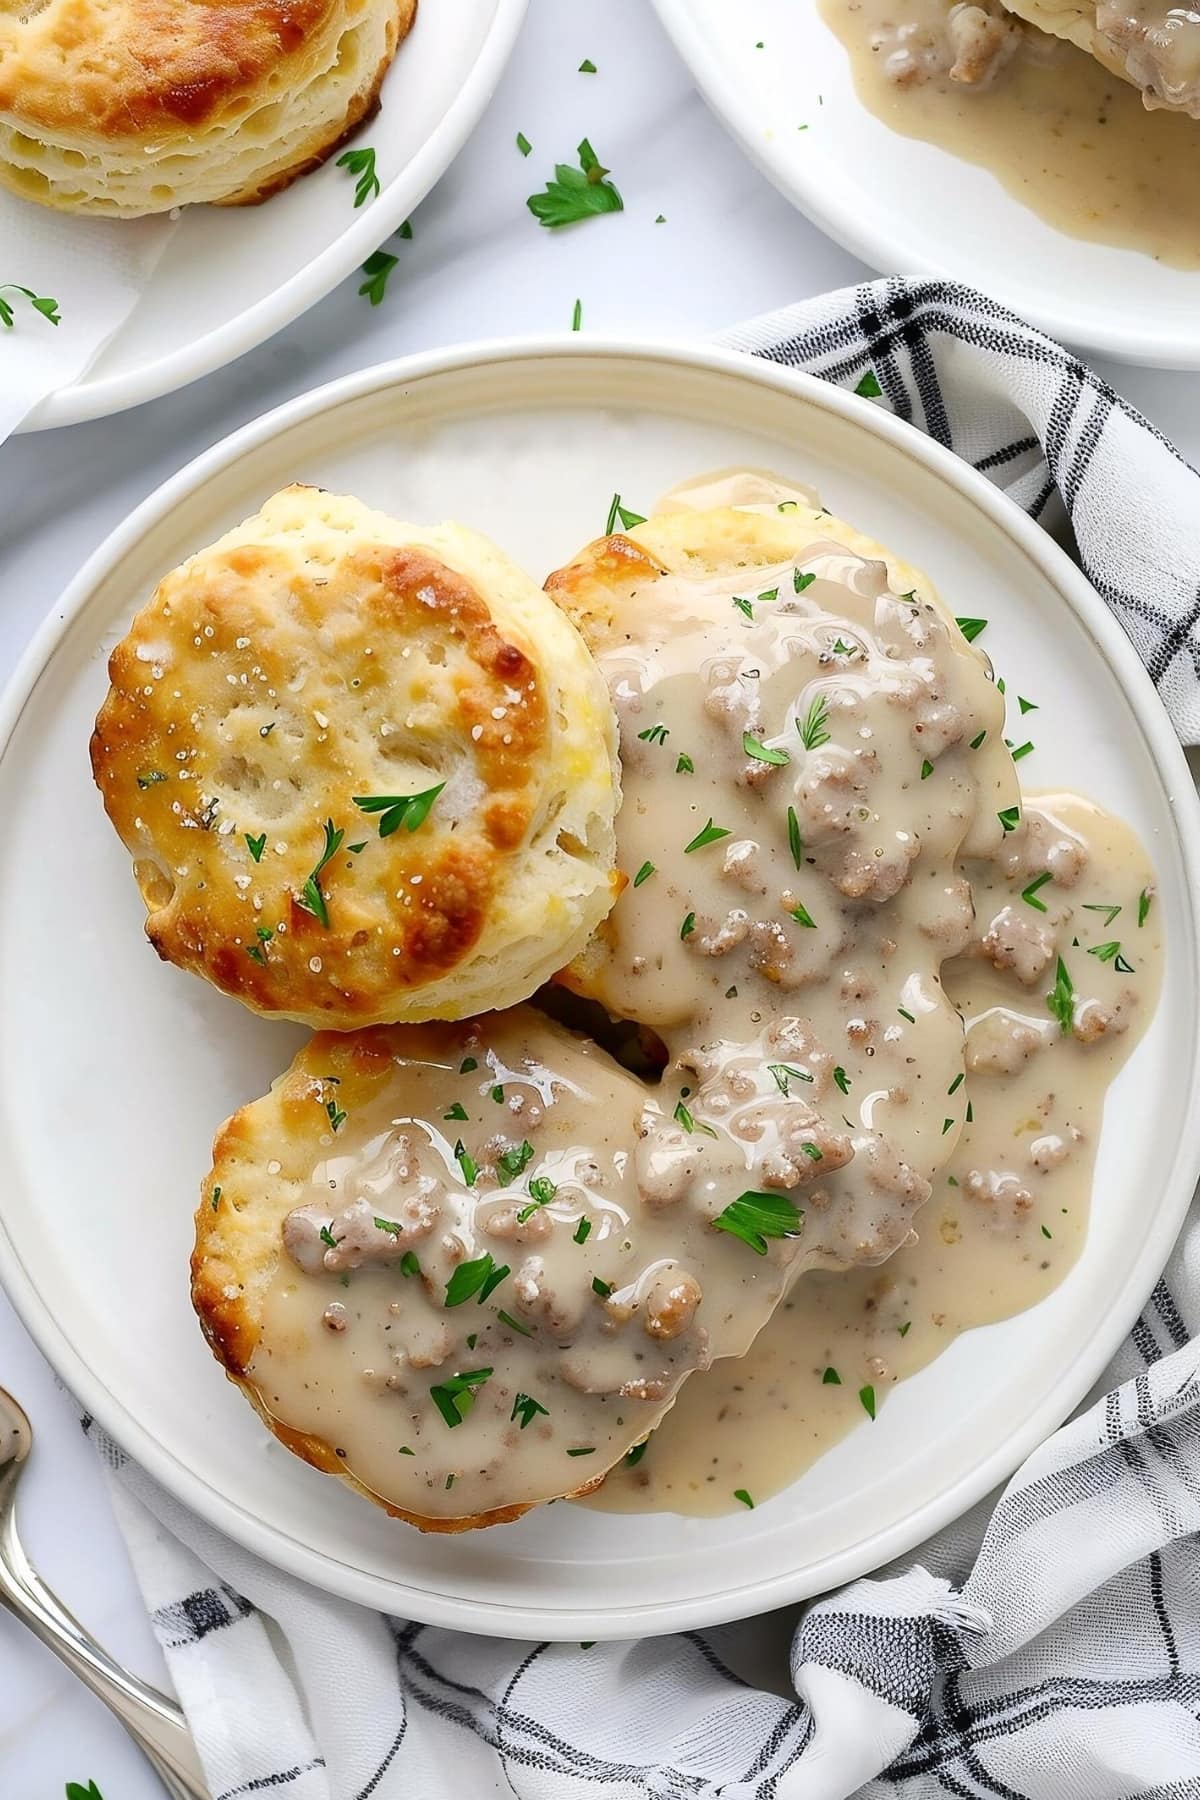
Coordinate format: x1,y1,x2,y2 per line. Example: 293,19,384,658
652,0,1200,369
0,336,1196,1638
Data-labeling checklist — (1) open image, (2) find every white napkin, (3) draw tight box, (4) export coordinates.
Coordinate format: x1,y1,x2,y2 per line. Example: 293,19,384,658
83,281,1200,1800
0,194,174,437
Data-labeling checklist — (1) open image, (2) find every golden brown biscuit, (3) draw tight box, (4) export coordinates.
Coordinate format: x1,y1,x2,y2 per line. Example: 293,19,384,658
91,487,619,1029
0,0,415,216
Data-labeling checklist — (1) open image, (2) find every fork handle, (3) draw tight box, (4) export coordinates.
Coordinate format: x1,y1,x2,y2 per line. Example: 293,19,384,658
0,1515,210,1798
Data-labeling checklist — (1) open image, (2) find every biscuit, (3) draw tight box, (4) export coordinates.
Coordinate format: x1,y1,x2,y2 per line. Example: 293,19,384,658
999,0,1200,115
91,487,620,1029
0,0,414,216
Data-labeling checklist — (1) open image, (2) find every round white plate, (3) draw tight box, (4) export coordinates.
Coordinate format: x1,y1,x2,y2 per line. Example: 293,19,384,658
1,338,1198,1639
21,0,527,432
651,0,1200,369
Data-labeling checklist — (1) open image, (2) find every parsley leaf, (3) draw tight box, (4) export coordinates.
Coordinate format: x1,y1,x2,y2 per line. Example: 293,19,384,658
574,1217,592,1244
956,617,988,643
527,139,623,229
787,804,803,870
517,1175,558,1222
743,731,790,765
1138,888,1153,927
353,784,445,837
1021,871,1052,912
605,492,646,533
337,146,380,206
859,1385,877,1420
245,831,267,862
685,818,731,853
429,1367,492,1428
512,1392,549,1429
445,1252,509,1308
295,818,344,927
712,1189,803,1255
497,1308,533,1336
633,860,655,887
768,1062,813,1096
496,1140,535,1184
0,284,60,329
516,130,532,156
997,806,1021,834
734,1488,755,1509
854,370,882,398
1046,956,1075,1034
358,248,399,306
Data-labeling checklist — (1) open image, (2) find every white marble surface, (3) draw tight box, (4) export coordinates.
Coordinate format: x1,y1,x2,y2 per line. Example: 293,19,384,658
1,1,1198,1794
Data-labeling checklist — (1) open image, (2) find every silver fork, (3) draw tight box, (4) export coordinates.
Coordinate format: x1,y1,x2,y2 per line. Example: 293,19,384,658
0,1386,210,1799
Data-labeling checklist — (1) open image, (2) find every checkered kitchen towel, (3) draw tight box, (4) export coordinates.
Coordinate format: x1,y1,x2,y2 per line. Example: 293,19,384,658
90,281,1200,1799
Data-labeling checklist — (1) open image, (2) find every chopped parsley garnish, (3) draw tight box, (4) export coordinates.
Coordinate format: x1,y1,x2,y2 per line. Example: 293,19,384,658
1022,871,1052,912
374,1215,401,1235
319,1225,339,1248
497,1308,533,1337
758,586,779,604
734,1488,755,1509
831,638,856,656
1082,902,1121,926
626,1440,648,1467
296,818,344,926
797,694,831,751
1018,695,1038,715
859,1385,877,1420
942,1117,954,1135
578,57,596,71
527,138,623,229
854,370,882,398
64,1785,104,1800
337,146,380,206
430,1367,492,1429
948,1071,964,1095
244,831,267,862
898,1320,912,1338
786,804,803,871
136,770,167,789
822,1366,841,1385
517,1175,558,1222
210,1186,222,1212
444,1252,510,1308
769,1063,813,1096
712,1190,803,1256
920,760,933,781
638,723,670,745
574,1217,592,1244
966,1100,974,1123
732,595,755,621
1041,1224,1052,1240
496,1140,535,1183
605,492,646,533
680,911,696,940
1138,888,1153,927
567,1446,595,1457
592,1276,613,1298
793,569,815,593
512,1392,548,1429
246,942,268,966
516,130,532,156
969,731,987,750
491,1083,505,1103
398,1445,415,1455
898,1006,916,1023
790,902,816,929
358,248,398,306
673,1099,717,1138
633,860,656,887
1046,956,1075,1034
400,1251,421,1277
685,818,730,852
955,617,988,643
444,1102,469,1121
997,806,1021,834
352,784,445,837
802,1143,823,1161
326,1099,347,1132
676,752,694,774
833,1066,850,1095
460,1057,478,1074
454,1139,479,1186
0,284,60,328
743,731,789,765
1010,741,1034,763
1089,941,1135,972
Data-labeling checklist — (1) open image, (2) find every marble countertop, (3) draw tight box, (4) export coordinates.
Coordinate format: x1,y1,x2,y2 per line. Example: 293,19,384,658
2,1,1198,1793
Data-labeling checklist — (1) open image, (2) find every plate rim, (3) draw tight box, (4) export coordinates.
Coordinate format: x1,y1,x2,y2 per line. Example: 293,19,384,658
3,332,1199,1637
649,0,1200,371
19,0,529,434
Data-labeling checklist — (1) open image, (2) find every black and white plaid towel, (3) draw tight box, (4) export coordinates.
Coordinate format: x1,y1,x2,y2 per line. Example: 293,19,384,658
91,281,1200,1800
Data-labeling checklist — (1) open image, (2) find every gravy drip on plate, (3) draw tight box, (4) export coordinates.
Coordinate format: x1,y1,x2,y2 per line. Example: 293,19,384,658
243,476,1157,1523
820,0,1200,268
591,791,1161,1514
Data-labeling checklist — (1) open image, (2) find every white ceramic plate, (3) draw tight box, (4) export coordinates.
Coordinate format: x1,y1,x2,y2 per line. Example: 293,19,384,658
1,338,1198,1639
651,0,1200,369
21,0,527,432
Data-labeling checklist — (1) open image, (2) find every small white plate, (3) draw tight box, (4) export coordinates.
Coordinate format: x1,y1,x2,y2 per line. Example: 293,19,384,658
651,0,1200,369
1,338,1197,1639
21,0,527,432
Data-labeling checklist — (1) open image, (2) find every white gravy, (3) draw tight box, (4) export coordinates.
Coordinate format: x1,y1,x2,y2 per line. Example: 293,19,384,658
238,474,1160,1525
820,0,1200,268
